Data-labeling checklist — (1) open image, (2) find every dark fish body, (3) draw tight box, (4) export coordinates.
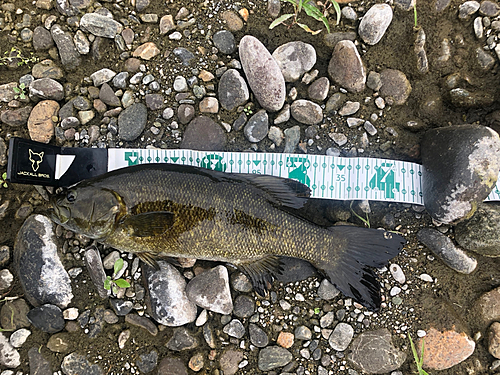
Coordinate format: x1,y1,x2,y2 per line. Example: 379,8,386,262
50,163,405,311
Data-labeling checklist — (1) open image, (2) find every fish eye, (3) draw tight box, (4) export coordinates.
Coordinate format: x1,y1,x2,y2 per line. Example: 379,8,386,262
66,190,77,202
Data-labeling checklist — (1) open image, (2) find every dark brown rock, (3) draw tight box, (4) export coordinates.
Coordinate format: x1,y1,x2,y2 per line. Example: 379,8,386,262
180,116,226,151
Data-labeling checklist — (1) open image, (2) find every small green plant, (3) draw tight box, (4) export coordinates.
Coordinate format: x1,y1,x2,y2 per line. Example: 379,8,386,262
408,333,430,375
413,0,419,30
0,172,8,188
0,47,38,67
349,201,371,228
269,0,339,34
13,83,26,100
104,258,131,295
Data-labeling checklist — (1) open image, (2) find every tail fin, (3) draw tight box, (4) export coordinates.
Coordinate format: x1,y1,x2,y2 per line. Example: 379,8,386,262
320,226,406,312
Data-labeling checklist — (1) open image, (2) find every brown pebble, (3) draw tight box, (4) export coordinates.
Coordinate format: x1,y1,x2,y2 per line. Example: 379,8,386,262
277,331,294,348
188,353,204,372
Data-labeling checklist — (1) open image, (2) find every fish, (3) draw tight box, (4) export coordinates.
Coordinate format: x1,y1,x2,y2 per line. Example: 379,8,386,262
50,163,406,311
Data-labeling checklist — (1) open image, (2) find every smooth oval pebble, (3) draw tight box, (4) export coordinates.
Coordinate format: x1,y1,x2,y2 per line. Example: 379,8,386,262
389,264,406,284
239,35,285,112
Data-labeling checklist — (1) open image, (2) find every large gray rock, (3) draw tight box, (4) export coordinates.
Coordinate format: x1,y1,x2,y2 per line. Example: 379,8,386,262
218,69,249,111
61,352,104,375
143,261,197,326
239,35,285,112
421,125,500,223
328,40,366,93
50,24,81,71
358,4,393,45
258,346,293,371
118,102,148,141
455,204,500,256
29,78,64,101
348,328,406,374
14,215,73,309
186,265,233,314
244,109,268,143
180,116,227,150
80,13,123,38
272,41,316,82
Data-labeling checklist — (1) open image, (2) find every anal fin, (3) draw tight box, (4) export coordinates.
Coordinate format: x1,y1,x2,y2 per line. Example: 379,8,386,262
237,255,284,296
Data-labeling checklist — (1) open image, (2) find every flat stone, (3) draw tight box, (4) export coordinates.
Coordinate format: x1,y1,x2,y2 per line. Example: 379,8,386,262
136,350,158,374
186,265,233,315
180,116,226,150
420,327,475,370
145,93,164,110
47,332,72,352
358,4,393,45
125,314,158,336
1,106,32,127
240,35,285,112
258,346,293,371
233,295,254,318
339,101,360,116
474,286,500,330
221,11,244,31
27,304,65,333
33,26,54,51
0,333,20,369
99,83,121,107
329,323,354,351
459,1,480,18
159,15,175,34
328,40,366,93
249,323,269,347
61,352,103,375
143,261,197,327
28,346,51,374
0,299,30,330
158,357,188,375
244,109,269,142
199,97,219,113
133,42,160,60
480,0,500,16
173,47,195,65
213,30,236,54
218,69,249,111
329,132,347,146
290,100,322,125
220,350,244,375
308,77,330,101
284,125,300,153
50,24,81,71
29,78,64,101
80,13,123,38
9,328,31,348
421,125,500,223
348,328,406,374
455,204,500,256
166,327,198,351
32,59,63,79
118,102,148,141
15,215,73,308
272,41,316,82
177,104,195,124
379,69,412,105
223,319,245,338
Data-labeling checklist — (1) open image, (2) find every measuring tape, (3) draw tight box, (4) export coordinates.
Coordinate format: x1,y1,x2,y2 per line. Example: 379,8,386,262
107,148,500,205
7,138,500,205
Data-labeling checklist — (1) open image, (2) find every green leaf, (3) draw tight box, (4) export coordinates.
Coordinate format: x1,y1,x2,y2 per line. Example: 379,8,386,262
114,258,124,275
115,279,131,288
332,0,341,26
302,2,330,33
269,13,295,29
2,172,7,180
19,83,25,89
314,307,320,314
13,87,20,93
104,277,111,290
112,285,118,295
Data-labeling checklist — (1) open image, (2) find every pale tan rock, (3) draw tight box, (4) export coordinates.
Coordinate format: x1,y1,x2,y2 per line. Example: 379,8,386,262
27,100,59,143
132,42,160,60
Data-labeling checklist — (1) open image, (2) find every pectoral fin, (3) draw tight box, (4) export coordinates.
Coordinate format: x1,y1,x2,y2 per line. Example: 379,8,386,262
121,212,175,237
237,255,284,296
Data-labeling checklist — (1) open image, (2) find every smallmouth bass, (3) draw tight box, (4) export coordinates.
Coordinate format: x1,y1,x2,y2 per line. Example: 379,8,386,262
50,163,405,311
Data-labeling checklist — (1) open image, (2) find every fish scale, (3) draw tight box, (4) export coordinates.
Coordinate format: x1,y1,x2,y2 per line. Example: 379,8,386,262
50,163,406,311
